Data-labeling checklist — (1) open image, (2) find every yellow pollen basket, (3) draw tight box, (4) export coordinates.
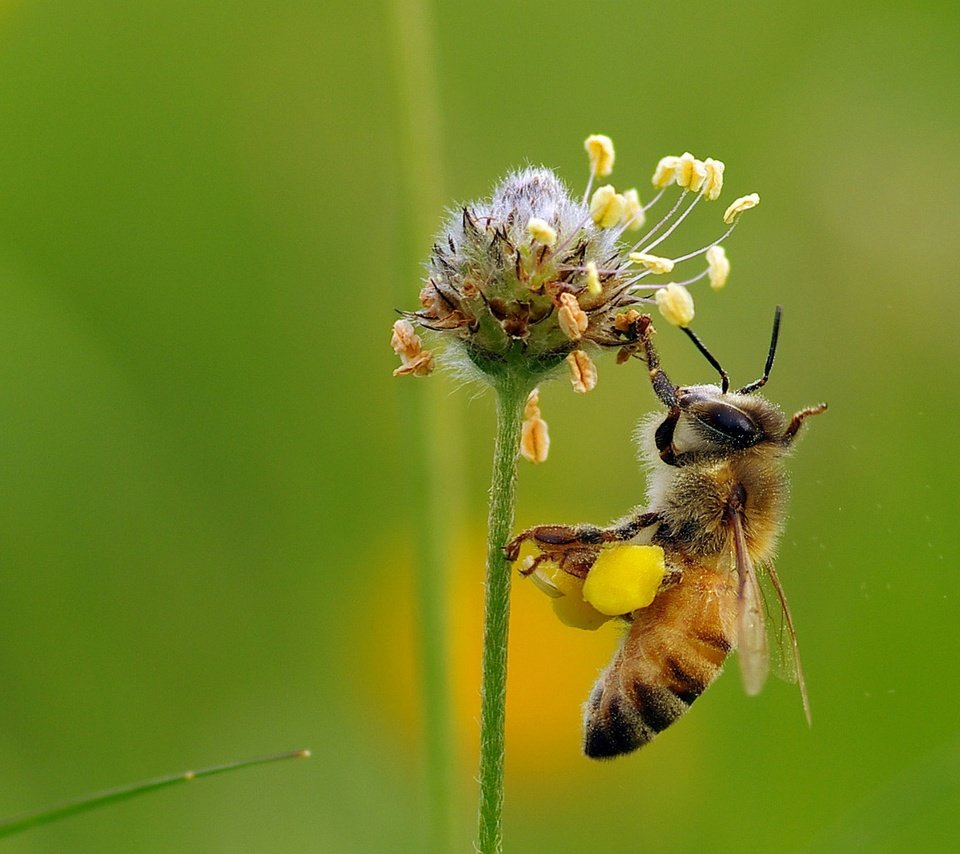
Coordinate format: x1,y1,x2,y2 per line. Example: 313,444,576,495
582,544,667,616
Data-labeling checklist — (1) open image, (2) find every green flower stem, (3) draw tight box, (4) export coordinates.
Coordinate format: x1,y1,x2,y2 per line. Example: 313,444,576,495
477,371,533,854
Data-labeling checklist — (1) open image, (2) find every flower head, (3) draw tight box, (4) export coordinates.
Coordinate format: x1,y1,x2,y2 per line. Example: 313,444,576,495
394,136,761,400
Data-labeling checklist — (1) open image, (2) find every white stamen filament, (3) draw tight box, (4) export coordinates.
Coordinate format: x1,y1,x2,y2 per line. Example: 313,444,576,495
627,191,688,256
641,192,703,255
668,220,740,265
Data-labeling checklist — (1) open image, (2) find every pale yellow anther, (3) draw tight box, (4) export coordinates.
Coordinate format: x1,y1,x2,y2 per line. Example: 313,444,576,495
655,283,695,327
584,260,601,296
702,158,725,201
628,252,675,274
526,216,557,246
566,349,597,394
652,155,679,189
391,319,417,356
621,188,645,231
391,318,434,377
589,185,626,228
706,245,730,289
520,389,550,464
723,192,760,224
557,292,589,340
675,152,706,192
582,545,667,616
584,134,615,177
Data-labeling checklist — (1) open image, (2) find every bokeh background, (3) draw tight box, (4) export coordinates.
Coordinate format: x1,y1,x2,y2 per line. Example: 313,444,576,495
0,1,957,851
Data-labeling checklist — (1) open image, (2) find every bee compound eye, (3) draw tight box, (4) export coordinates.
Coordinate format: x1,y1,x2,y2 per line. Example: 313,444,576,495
694,402,759,446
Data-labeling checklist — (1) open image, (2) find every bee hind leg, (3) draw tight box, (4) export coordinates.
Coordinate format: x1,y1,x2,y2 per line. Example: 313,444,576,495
504,513,661,564
504,524,606,564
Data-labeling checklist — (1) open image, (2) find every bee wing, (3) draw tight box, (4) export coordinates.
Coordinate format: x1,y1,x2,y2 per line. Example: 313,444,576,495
730,510,769,697
759,561,812,726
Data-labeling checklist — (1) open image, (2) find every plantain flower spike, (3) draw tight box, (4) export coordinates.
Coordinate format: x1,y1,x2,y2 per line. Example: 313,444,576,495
393,135,762,414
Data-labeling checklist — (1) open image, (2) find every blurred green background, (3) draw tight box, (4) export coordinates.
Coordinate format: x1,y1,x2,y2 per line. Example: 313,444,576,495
0,1,958,851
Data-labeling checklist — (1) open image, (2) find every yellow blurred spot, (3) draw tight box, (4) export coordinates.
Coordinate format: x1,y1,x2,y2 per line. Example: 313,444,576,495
582,545,666,616
360,539,623,774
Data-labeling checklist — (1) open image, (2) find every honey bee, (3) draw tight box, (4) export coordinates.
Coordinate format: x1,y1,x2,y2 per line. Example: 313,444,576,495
505,309,826,758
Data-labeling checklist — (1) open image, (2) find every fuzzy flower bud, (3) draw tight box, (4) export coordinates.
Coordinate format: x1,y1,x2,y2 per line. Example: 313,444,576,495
655,283,695,327
526,216,557,246
706,245,730,289
629,252,675,274
621,188,645,231
590,185,626,228
723,192,760,223
566,349,597,393
584,134,615,177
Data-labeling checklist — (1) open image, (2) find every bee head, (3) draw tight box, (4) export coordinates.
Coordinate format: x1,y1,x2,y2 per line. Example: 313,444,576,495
676,385,766,445
652,309,789,464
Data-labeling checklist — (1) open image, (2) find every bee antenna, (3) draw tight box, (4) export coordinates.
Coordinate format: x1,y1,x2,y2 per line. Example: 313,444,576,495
737,306,782,394
681,326,730,393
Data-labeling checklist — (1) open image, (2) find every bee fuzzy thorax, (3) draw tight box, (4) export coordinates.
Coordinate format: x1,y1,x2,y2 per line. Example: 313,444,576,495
638,391,791,565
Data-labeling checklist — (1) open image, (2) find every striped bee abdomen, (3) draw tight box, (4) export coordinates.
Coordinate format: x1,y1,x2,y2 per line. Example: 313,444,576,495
583,565,738,759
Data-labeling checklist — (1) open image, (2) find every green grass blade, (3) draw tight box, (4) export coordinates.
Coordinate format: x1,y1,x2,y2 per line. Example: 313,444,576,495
0,748,310,838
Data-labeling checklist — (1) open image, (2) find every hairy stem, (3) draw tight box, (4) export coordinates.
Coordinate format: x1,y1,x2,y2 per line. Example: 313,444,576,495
477,372,531,854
